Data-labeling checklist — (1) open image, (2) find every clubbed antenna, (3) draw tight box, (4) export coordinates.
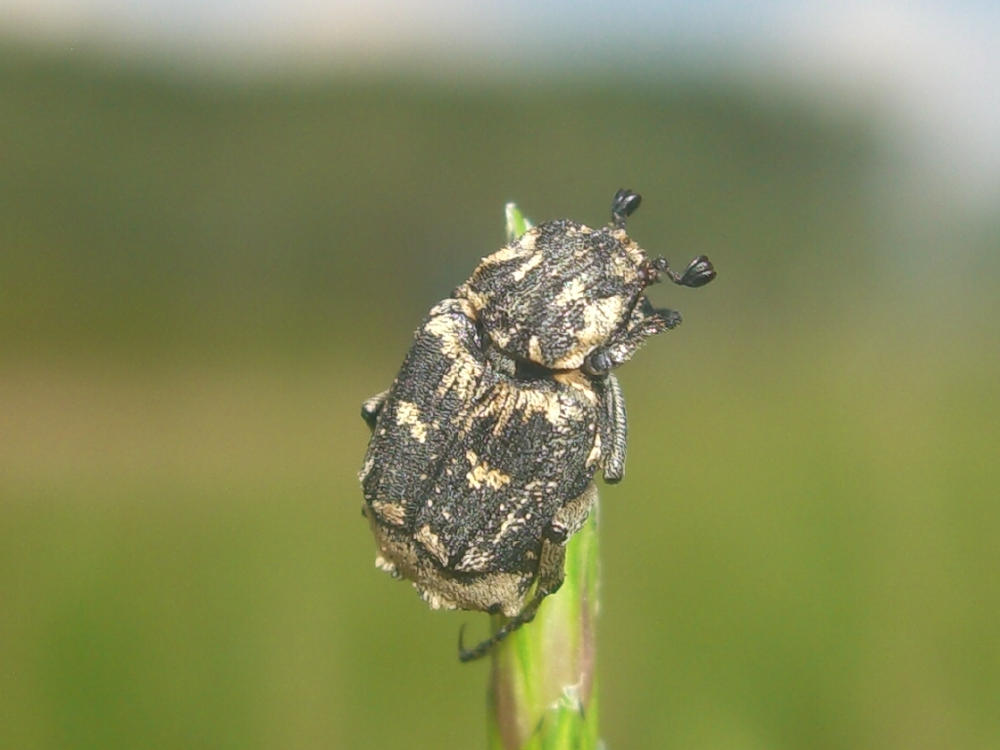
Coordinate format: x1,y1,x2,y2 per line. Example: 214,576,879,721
611,188,641,228
638,254,717,289
668,255,716,287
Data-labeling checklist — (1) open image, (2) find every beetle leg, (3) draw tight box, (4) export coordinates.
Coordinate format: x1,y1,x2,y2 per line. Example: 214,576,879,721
360,389,390,431
458,485,597,662
600,374,628,483
458,591,544,662
458,554,563,661
582,307,681,376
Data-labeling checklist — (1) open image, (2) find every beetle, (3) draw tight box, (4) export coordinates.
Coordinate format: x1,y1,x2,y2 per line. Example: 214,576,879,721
359,190,715,660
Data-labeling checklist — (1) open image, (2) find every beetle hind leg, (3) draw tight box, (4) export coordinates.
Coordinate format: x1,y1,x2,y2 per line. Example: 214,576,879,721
457,485,597,662
458,589,547,662
458,542,568,662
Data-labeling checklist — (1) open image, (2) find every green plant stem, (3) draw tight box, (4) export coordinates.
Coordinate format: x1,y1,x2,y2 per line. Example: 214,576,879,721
485,203,601,750
487,507,600,750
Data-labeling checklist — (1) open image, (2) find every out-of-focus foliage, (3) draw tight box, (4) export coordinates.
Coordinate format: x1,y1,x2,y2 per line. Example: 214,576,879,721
1,41,997,750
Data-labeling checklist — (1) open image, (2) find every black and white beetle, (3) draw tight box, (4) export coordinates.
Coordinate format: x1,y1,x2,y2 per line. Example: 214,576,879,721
359,190,715,660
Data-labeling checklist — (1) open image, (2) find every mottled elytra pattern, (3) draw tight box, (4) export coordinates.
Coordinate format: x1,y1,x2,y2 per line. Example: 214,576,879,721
359,190,716,660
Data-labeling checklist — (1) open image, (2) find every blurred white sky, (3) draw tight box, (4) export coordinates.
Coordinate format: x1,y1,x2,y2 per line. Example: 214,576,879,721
4,0,999,199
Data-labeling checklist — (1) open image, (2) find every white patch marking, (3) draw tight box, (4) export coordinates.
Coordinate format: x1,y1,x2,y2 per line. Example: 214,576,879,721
358,454,375,482
456,546,493,572
374,554,397,574
512,253,543,281
554,276,587,306
528,335,543,362
371,500,407,526
416,524,450,567
550,294,627,369
480,241,529,266
585,433,602,467
579,295,624,346
464,449,511,491
395,400,428,443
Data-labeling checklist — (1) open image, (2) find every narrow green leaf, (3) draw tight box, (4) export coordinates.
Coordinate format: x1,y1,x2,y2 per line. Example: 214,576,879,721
504,202,534,242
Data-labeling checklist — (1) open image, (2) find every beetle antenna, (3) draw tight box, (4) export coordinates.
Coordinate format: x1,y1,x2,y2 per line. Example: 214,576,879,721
664,254,717,288
611,188,641,228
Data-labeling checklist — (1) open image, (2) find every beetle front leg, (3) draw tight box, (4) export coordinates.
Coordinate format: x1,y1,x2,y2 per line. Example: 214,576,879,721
582,308,681,376
360,389,390,431
600,373,628,483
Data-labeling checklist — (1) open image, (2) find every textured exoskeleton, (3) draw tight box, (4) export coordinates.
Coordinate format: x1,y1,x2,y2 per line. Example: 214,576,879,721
359,190,715,660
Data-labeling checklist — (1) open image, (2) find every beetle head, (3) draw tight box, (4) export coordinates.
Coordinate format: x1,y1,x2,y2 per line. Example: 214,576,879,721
457,192,664,370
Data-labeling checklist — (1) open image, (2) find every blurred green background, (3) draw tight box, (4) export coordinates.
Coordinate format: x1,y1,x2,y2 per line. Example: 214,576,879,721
2,27,999,750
